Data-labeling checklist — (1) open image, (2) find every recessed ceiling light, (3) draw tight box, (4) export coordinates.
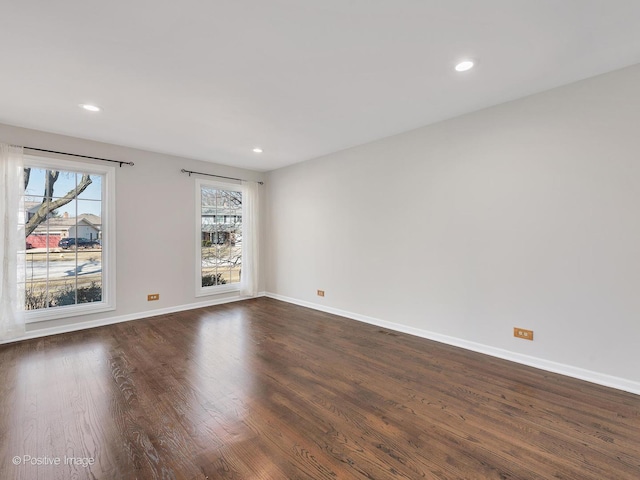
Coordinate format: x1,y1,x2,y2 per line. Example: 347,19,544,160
455,60,474,72
79,104,101,112
253,147,263,153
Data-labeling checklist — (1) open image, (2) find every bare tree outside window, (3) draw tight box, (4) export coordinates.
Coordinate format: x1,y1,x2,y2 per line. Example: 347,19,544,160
200,186,242,287
24,168,92,236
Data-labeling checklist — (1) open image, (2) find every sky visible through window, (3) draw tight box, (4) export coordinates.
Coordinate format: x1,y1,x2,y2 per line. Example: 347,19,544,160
25,168,102,216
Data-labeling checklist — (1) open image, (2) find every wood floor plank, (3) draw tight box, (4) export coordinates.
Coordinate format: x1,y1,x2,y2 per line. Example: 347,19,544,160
1,297,639,479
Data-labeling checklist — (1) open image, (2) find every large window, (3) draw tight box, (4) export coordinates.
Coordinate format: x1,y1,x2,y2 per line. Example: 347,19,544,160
22,156,115,322
196,179,243,295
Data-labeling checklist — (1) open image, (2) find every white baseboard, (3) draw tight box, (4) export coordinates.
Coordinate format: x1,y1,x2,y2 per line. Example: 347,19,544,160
5,291,638,396
264,292,640,396
1,294,255,345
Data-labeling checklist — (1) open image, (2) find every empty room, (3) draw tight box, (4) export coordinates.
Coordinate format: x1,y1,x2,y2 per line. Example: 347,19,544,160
1,1,639,479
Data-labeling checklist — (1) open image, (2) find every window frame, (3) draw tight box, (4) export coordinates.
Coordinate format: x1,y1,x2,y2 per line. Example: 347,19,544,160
195,178,243,297
24,155,116,323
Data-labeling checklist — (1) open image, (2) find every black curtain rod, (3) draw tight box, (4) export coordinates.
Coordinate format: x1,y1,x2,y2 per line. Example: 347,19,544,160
24,147,135,167
181,168,264,185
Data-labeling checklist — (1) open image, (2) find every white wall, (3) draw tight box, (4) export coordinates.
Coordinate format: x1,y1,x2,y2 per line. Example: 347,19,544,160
0,123,265,334
265,64,640,387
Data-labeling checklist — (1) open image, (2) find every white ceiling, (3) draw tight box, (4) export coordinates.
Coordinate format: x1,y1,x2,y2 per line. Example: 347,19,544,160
1,1,640,172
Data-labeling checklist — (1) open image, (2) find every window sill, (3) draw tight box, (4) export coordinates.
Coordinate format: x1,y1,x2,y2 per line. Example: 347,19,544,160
26,302,115,324
196,284,240,297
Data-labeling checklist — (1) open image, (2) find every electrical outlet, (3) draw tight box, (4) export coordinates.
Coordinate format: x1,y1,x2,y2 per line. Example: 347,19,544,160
514,327,533,341
317,290,325,297
147,294,160,301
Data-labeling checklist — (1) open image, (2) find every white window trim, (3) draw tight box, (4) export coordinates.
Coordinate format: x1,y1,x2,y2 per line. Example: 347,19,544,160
24,155,116,323
195,177,242,297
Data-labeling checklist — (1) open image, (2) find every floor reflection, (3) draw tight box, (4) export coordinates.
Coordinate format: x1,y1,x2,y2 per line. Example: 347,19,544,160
3,338,109,475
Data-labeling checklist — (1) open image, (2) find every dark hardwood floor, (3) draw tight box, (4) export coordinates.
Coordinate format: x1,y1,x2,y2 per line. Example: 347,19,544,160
1,297,638,479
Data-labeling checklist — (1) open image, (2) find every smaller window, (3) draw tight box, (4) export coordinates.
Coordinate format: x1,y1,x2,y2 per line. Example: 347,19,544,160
196,179,243,296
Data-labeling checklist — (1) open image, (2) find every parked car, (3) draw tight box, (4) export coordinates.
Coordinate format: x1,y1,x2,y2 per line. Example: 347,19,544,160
58,238,99,249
